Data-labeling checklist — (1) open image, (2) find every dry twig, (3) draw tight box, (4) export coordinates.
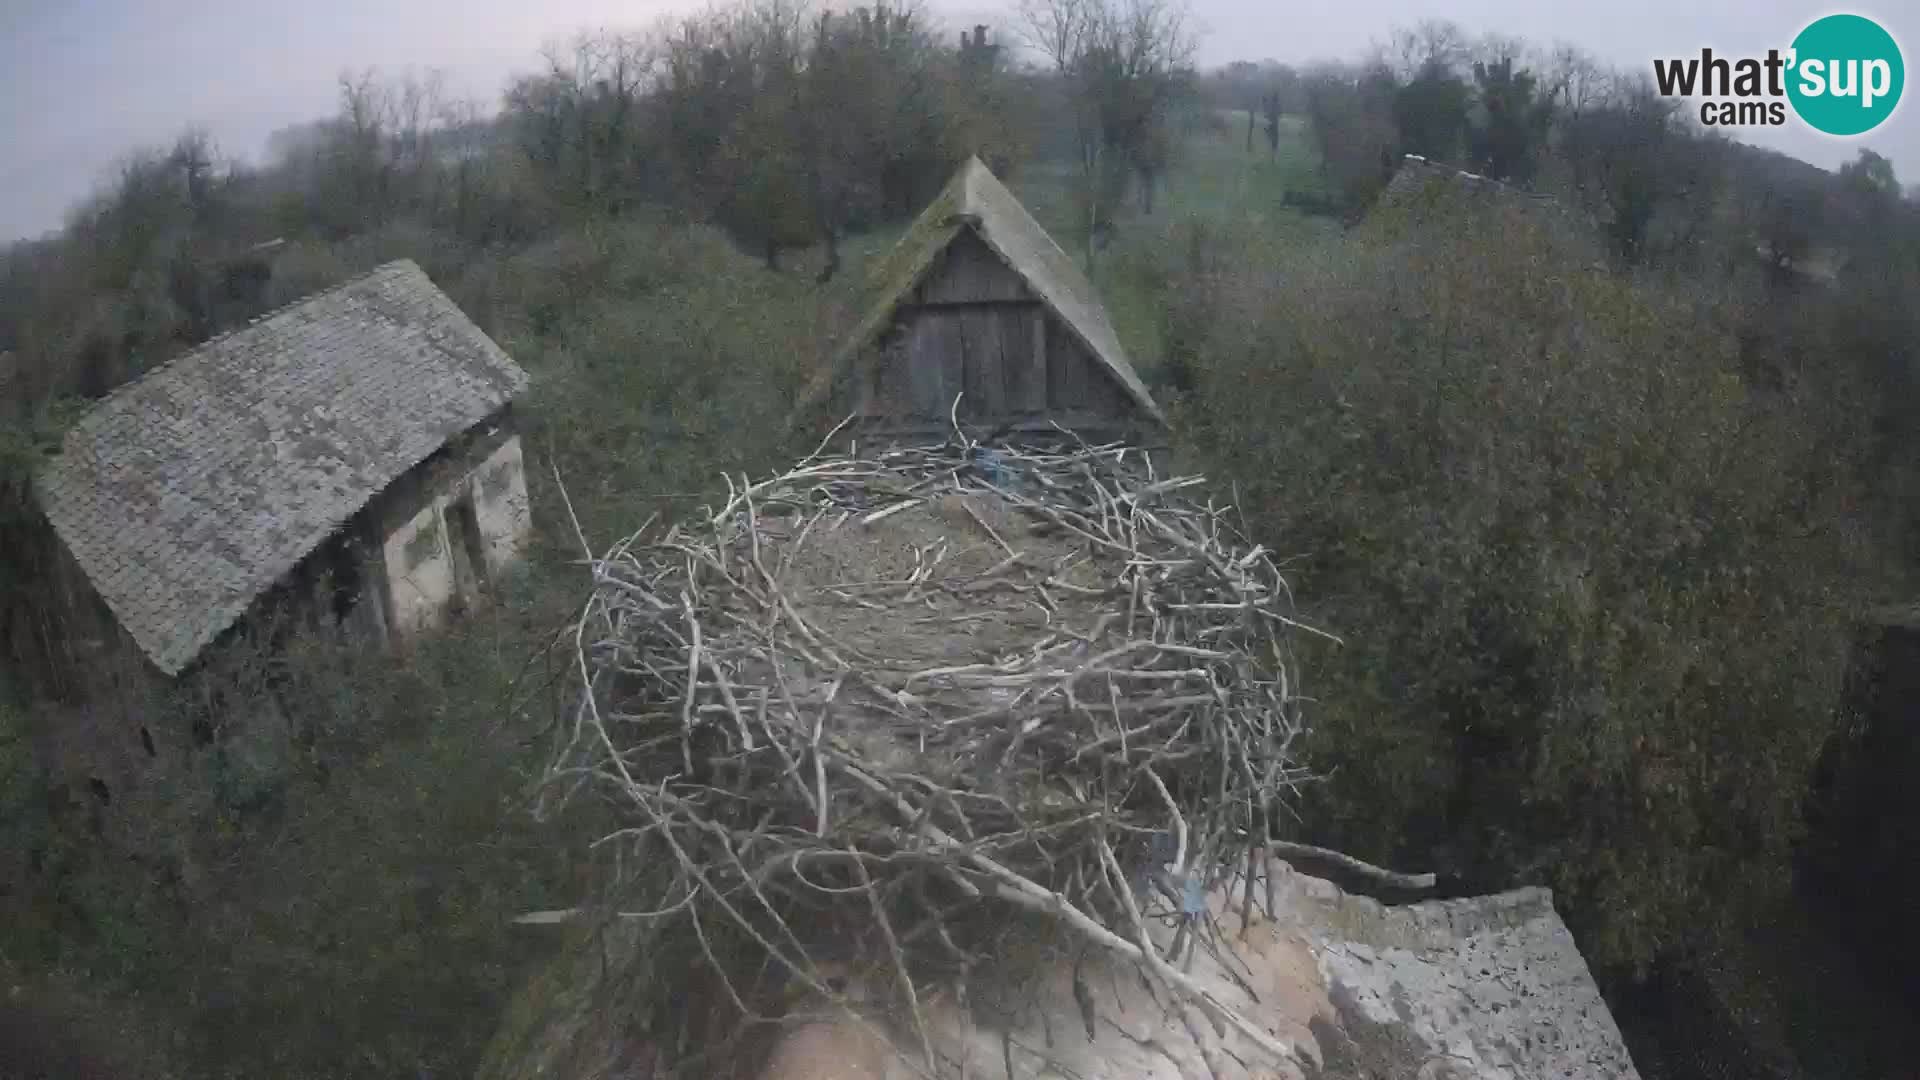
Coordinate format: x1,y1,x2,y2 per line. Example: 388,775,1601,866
547,425,1330,1076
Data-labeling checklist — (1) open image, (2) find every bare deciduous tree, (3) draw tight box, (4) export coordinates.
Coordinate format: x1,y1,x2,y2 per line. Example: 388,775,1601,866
1018,0,1196,255
1378,18,1467,83
1540,43,1609,117
644,0,1017,276
1302,62,1400,215
505,32,660,214
1560,78,1721,265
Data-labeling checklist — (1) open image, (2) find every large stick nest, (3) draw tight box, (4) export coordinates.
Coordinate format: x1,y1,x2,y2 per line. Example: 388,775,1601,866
548,427,1329,1075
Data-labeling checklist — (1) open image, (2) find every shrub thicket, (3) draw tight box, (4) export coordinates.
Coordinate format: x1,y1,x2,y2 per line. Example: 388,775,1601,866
2,601,603,1077
0,201,840,1080
1174,197,1886,972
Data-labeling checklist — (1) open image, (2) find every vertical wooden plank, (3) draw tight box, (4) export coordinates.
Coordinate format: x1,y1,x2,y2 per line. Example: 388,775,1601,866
853,344,875,417
919,232,1031,303
959,311,983,418
986,309,1011,416
1049,319,1087,410
1083,350,1126,419
963,309,1005,418
941,314,966,419
907,315,946,419
1045,317,1064,410
998,311,1029,417
890,336,918,418
871,334,917,421
910,245,944,306
1029,306,1048,413
951,248,993,304
1003,306,1037,414
995,306,1036,415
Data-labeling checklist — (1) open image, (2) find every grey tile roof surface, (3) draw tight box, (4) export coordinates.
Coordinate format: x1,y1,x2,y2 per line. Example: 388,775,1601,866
798,156,1163,427
37,259,528,675
1376,154,1583,225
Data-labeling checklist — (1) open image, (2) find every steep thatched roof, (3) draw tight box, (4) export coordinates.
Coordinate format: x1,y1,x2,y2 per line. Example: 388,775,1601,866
794,156,1162,429
37,260,528,675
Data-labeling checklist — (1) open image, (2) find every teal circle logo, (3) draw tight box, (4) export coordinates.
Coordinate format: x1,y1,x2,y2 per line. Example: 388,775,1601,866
1787,14,1904,136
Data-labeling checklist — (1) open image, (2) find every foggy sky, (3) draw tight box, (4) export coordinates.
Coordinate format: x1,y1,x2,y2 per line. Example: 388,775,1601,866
3,0,1915,242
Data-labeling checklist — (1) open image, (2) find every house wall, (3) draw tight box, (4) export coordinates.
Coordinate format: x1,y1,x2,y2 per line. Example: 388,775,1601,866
383,501,459,635
470,436,533,574
377,426,532,636
8,514,151,704
855,230,1146,443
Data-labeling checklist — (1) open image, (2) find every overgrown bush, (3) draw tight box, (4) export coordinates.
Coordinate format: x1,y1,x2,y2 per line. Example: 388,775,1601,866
0,147,853,1074
2,592,604,1078
471,217,848,546
1173,201,1884,973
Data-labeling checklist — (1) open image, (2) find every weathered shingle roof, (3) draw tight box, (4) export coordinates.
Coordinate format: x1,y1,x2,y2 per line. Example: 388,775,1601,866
37,259,528,675
796,157,1163,428
1371,155,1606,266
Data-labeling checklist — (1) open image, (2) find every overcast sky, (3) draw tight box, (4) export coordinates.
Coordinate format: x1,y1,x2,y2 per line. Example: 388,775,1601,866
2,0,1914,242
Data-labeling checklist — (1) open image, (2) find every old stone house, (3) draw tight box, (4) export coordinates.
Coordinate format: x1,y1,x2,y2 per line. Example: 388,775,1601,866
35,258,533,681
793,156,1164,446
1374,154,1581,227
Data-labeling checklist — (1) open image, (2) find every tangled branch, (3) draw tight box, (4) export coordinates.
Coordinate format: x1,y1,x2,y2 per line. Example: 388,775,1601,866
547,426,1329,1075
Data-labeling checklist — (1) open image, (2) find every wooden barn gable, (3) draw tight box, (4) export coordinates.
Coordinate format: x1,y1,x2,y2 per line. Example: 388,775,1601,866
795,157,1162,442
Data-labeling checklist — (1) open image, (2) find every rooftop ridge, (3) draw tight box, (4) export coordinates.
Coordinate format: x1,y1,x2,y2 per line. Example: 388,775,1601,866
1396,154,1561,203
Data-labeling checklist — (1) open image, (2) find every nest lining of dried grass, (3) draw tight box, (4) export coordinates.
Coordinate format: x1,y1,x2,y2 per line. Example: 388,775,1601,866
544,421,1340,1076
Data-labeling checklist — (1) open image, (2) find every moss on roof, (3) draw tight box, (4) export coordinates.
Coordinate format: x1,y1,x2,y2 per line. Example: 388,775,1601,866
36,260,527,675
792,157,1162,430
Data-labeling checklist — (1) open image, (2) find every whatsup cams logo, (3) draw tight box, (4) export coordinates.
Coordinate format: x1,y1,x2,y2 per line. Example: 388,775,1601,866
1653,13,1904,135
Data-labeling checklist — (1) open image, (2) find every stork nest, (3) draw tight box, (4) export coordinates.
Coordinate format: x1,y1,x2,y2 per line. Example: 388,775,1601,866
545,428,1330,1075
